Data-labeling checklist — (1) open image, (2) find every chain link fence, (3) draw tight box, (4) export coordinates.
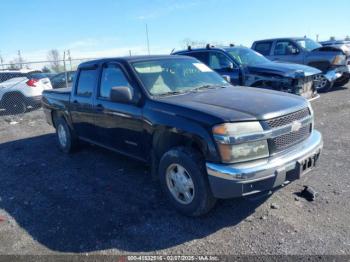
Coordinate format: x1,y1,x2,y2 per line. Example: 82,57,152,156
0,57,94,117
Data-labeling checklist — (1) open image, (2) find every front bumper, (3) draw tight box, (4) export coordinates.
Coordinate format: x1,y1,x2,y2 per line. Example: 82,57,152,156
324,66,348,82
206,130,323,199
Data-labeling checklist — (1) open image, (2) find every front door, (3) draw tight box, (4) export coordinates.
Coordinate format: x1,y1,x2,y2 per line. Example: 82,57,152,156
93,63,145,160
272,40,304,64
208,51,241,85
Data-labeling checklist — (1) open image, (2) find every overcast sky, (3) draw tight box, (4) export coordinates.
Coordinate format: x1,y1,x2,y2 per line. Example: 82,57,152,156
0,0,349,63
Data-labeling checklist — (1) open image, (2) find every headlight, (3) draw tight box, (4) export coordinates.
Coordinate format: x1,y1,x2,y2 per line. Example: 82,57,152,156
332,55,346,66
213,122,269,163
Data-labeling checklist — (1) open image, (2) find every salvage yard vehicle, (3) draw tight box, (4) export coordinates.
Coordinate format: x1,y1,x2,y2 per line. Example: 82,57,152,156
174,45,321,100
0,70,52,113
50,71,76,89
252,37,350,92
42,55,323,216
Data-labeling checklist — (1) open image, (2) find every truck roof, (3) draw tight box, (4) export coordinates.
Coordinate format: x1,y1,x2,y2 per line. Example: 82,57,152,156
253,37,308,42
78,55,191,68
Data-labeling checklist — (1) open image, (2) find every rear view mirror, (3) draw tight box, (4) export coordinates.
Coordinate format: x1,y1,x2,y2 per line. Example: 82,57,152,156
110,86,133,104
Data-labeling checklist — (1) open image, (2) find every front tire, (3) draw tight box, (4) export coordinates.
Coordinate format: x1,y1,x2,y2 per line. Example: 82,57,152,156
334,75,350,88
55,117,78,153
159,147,216,216
314,74,333,92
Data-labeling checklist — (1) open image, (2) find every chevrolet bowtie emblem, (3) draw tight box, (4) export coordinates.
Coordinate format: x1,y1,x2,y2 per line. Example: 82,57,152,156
291,120,302,132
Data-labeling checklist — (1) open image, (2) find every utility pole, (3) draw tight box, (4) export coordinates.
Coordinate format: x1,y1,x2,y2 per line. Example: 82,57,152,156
129,50,132,56
67,49,72,70
63,50,69,88
17,50,23,69
145,24,150,55
0,52,4,70
316,34,319,42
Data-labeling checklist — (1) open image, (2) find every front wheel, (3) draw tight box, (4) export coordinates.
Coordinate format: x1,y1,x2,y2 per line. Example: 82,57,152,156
314,74,333,92
159,147,216,216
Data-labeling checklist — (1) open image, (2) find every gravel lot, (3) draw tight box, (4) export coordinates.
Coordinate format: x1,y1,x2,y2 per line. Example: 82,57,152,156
0,84,349,256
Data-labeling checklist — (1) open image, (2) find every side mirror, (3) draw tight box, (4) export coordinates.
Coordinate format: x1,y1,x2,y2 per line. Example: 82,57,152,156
110,86,133,104
223,62,234,71
222,75,231,83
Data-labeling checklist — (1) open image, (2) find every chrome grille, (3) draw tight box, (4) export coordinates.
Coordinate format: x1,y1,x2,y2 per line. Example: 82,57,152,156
266,108,310,128
265,108,312,153
271,125,311,152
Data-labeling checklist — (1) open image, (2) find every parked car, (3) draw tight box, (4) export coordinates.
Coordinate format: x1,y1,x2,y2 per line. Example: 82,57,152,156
173,45,321,100
252,37,350,91
42,55,323,216
50,71,76,89
0,70,52,113
319,40,350,56
319,40,350,87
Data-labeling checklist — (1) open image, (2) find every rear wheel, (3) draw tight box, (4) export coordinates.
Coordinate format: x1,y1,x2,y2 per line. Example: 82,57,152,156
55,117,78,153
3,94,27,114
314,74,332,92
159,147,216,216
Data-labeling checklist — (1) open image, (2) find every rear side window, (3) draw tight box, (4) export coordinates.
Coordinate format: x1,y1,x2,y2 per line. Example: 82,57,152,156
99,65,132,99
254,42,272,56
185,52,209,64
76,69,98,97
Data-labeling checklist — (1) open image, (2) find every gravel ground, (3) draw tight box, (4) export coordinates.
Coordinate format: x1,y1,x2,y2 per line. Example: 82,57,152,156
0,84,349,256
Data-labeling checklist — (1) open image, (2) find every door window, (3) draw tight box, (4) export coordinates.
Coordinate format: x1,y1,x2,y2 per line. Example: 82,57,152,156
76,69,98,97
274,41,299,55
99,64,132,99
208,52,233,70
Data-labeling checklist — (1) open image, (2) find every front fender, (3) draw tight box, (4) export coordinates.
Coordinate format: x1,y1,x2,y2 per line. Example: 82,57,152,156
144,107,221,163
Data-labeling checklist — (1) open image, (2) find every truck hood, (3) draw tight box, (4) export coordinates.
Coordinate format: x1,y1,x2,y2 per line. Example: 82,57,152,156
312,46,346,55
157,86,308,122
246,62,321,78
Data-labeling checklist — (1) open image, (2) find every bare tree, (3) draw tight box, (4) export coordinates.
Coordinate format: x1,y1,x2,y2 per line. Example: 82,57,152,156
47,49,61,72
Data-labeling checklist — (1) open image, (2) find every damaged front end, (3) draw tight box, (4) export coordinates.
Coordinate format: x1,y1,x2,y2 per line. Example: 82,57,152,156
247,71,318,100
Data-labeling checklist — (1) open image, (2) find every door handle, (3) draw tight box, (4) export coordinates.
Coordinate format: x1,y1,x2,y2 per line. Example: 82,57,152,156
96,104,104,111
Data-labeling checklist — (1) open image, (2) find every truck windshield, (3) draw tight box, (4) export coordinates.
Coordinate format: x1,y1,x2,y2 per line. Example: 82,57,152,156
226,47,270,66
296,38,321,51
132,58,230,96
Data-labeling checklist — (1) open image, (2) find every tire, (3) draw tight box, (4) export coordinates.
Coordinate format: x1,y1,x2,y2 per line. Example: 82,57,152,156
55,117,78,153
3,94,27,114
158,146,216,216
334,75,350,88
314,74,333,92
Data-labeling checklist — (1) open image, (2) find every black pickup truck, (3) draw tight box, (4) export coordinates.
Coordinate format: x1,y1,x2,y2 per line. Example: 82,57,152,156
42,55,323,216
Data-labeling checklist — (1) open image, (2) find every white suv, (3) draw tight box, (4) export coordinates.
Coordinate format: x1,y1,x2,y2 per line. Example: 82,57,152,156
0,70,52,114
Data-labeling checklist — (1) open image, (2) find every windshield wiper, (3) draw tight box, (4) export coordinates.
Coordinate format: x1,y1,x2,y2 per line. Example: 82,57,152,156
192,84,228,92
155,90,189,97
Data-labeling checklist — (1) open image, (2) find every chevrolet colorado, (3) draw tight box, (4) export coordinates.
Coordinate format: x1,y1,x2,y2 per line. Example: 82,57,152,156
42,55,323,216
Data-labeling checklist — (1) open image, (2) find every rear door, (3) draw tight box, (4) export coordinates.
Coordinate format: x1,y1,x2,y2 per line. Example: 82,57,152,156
70,66,99,140
253,41,273,58
271,40,304,64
